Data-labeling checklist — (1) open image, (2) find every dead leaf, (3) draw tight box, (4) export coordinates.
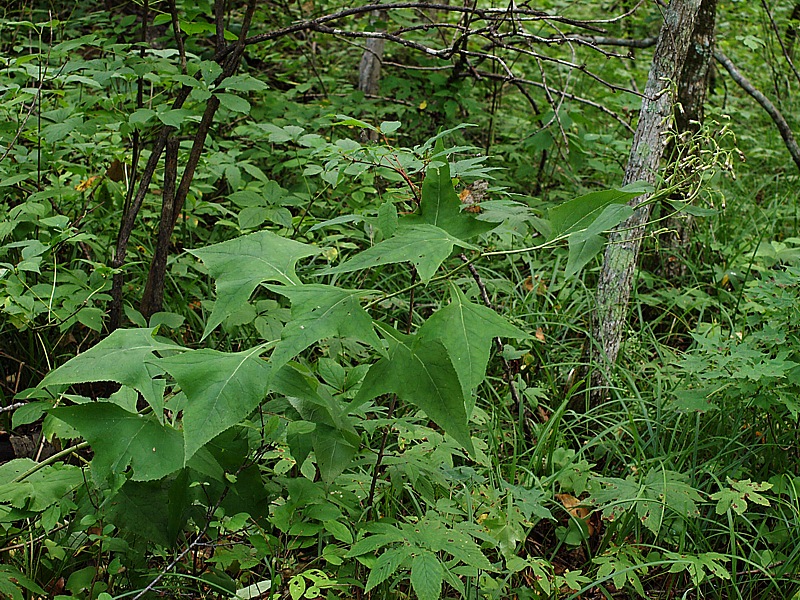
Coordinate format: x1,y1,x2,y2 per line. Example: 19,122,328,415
523,276,534,292
555,493,595,536
75,175,100,192
107,159,125,182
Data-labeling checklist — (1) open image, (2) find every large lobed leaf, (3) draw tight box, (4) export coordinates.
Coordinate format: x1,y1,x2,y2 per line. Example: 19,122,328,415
157,346,271,461
51,402,184,482
267,284,384,373
418,283,528,413
39,328,180,419
402,139,494,241
322,224,475,283
355,322,474,454
189,231,318,338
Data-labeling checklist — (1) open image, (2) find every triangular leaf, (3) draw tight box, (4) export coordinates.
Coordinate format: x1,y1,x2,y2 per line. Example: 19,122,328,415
322,224,475,282
189,231,318,338
565,233,605,279
40,328,179,420
547,183,649,240
267,284,384,373
402,139,494,240
156,347,271,461
418,284,529,412
51,403,184,482
355,322,474,454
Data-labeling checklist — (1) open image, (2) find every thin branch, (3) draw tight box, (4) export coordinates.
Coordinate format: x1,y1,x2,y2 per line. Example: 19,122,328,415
560,35,658,48
169,0,188,73
714,49,800,171
760,0,800,86
475,69,635,133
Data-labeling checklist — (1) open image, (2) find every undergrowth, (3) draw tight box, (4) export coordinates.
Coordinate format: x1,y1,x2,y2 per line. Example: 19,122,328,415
1,2,800,600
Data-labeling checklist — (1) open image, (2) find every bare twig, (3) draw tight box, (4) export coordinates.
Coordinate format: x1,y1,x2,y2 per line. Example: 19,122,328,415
169,0,188,73
475,69,635,133
760,0,800,86
714,49,800,171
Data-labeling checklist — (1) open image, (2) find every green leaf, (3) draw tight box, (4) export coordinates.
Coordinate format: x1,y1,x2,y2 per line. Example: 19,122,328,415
200,60,223,84
334,115,376,130
355,322,474,454
267,284,383,373
379,120,402,134
402,139,494,240
157,347,271,461
664,551,730,586
129,108,156,126
0,459,83,511
76,307,104,331
565,233,605,279
710,478,772,515
346,525,406,557
218,74,269,92
0,565,46,600
547,184,648,240
189,232,318,338
323,519,353,544
378,201,398,237
418,283,528,411
51,403,184,481
217,92,251,114
410,551,443,600
366,545,414,592
40,328,180,419
588,468,702,535
157,108,193,128
562,200,634,278
105,473,189,547
313,424,357,484
322,224,475,283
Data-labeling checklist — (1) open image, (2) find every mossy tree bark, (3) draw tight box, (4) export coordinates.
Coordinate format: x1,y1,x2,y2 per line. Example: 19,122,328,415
661,0,717,280
592,0,702,391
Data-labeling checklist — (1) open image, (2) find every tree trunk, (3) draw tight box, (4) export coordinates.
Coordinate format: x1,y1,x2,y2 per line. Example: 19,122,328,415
592,0,702,386
358,11,386,141
661,0,717,280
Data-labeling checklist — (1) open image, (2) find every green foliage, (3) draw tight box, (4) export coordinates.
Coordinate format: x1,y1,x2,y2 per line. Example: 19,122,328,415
589,468,703,536
2,2,800,599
